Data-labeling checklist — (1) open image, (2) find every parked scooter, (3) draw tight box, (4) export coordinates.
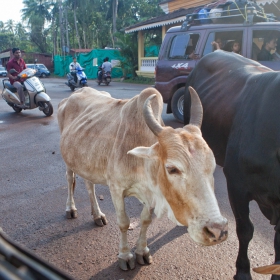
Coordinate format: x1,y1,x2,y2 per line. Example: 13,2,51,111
1,68,53,116
97,67,111,86
65,66,88,91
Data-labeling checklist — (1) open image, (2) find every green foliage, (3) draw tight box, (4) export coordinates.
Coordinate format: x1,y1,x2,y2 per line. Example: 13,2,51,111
120,76,155,85
0,0,164,60
0,33,17,50
114,32,138,77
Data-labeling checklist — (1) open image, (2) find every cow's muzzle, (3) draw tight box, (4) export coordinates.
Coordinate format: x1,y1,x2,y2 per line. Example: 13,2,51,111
203,219,228,245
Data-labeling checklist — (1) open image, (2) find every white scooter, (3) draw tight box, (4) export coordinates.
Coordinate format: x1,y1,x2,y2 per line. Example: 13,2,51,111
1,68,53,116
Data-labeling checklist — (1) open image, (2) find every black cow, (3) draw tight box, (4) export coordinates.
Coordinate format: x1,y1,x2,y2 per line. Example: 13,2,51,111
184,50,280,280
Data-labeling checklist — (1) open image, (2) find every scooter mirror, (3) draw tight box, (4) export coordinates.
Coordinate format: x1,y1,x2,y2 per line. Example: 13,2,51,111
9,69,18,74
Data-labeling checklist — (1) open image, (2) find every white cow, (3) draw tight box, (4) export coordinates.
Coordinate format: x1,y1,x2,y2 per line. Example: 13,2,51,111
57,86,228,270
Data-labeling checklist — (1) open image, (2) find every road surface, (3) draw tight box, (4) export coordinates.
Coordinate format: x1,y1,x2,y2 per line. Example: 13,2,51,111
0,78,275,279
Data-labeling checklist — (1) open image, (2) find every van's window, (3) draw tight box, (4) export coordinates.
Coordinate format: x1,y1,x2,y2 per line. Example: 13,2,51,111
168,33,200,59
252,30,280,61
203,31,243,56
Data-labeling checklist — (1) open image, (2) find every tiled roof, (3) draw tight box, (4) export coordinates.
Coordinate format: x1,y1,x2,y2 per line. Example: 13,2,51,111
125,7,202,33
70,49,92,53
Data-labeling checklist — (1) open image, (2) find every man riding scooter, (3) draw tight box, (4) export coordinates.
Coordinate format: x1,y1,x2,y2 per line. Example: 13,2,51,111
69,57,81,83
98,57,112,83
6,48,27,109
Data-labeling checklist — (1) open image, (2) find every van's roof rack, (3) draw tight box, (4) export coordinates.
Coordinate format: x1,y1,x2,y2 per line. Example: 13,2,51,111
181,6,277,31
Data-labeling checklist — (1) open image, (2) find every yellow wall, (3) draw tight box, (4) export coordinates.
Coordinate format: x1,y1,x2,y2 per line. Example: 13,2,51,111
168,0,211,13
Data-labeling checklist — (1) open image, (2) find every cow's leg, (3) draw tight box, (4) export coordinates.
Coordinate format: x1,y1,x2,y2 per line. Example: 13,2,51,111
226,180,253,280
84,180,107,227
110,188,134,271
135,206,153,265
272,225,280,280
65,167,77,219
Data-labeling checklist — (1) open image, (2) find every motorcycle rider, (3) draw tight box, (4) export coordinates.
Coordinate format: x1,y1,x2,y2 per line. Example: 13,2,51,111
6,48,27,108
98,57,112,82
69,57,81,83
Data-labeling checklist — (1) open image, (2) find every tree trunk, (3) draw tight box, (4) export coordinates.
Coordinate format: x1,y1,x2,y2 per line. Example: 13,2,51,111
112,0,118,34
65,6,70,52
58,0,65,56
73,0,81,49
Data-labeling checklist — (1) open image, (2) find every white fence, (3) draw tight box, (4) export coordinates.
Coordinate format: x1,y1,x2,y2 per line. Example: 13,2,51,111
140,57,158,72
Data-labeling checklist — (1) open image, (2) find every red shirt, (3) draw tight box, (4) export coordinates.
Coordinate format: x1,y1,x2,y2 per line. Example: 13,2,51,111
6,58,26,85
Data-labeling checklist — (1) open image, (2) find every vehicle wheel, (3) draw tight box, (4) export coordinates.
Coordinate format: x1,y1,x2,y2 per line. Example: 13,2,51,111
98,82,101,85
12,106,22,113
70,86,75,91
41,73,46,78
171,87,185,123
41,101,53,117
83,83,88,87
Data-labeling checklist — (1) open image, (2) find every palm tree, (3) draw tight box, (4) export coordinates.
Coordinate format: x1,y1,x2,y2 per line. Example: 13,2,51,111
5,20,15,34
21,0,52,24
14,23,27,39
21,0,53,53
0,21,5,32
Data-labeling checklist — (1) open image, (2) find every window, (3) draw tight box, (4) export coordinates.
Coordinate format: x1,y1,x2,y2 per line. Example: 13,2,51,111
169,33,200,59
203,31,243,56
252,30,280,61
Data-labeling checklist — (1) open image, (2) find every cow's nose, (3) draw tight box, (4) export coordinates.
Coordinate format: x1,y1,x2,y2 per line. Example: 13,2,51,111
203,220,228,243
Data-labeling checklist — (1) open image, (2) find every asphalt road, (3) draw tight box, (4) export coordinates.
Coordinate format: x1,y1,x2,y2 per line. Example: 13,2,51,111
0,77,275,280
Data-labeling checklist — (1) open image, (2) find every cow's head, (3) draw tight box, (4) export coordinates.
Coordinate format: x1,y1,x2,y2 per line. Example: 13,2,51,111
128,87,228,246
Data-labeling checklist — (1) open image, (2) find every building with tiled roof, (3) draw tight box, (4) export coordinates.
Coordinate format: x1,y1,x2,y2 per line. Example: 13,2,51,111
124,0,279,78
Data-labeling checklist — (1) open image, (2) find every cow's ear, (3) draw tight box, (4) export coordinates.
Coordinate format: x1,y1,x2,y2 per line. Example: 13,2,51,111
127,143,159,159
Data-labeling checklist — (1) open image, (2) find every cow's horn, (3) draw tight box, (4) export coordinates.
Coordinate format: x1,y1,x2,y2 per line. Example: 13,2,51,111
187,86,203,129
143,94,163,136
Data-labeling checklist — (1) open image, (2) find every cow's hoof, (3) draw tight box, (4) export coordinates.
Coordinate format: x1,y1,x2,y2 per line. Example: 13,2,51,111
118,257,135,270
66,210,77,219
94,215,108,227
234,272,252,280
136,252,153,265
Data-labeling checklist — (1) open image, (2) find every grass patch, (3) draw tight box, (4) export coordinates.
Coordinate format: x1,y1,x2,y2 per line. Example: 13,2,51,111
117,76,155,85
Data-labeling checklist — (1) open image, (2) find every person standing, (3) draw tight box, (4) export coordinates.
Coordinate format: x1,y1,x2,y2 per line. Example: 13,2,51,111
6,48,27,108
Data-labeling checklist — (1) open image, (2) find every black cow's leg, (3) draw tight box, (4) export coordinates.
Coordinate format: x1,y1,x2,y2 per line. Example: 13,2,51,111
272,227,280,280
224,169,253,280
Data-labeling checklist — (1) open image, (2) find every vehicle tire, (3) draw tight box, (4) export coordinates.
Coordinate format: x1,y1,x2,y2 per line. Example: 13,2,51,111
41,73,47,78
12,106,22,113
41,101,53,117
70,86,75,91
171,87,185,123
83,83,88,87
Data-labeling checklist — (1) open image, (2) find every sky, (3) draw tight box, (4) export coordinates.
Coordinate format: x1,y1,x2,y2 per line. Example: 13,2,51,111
0,0,24,23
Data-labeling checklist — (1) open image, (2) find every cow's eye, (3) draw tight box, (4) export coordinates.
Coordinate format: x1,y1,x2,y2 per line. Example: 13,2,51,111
166,166,180,175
